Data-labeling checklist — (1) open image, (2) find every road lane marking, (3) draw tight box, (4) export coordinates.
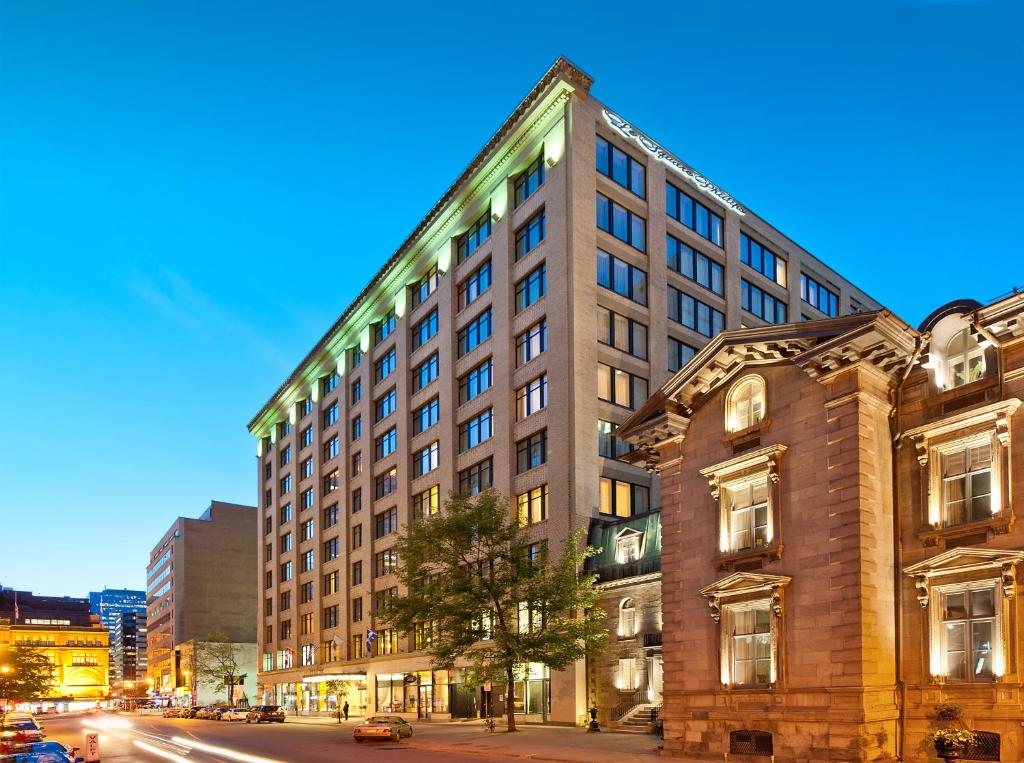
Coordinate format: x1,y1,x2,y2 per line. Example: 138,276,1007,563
170,736,286,763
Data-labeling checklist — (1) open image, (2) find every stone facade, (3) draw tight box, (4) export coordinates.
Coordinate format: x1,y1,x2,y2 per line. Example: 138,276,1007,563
619,294,1024,761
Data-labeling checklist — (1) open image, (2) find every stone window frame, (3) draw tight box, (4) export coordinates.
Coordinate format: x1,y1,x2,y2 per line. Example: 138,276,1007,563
723,373,771,445
614,527,643,564
699,444,788,569
903,399,1019,545
903,547,1023,684
617,597,637,639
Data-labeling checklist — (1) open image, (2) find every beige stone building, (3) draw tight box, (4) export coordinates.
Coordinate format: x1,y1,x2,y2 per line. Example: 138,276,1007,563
619,292,1024,760
247,56,878,724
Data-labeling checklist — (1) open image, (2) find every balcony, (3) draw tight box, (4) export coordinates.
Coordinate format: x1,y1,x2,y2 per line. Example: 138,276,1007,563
642,632,662,648
593,556,660,583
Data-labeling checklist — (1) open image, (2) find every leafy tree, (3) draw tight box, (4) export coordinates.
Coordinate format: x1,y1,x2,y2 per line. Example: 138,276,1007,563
384,490,607,731
0,645,55,710
194,632,246,705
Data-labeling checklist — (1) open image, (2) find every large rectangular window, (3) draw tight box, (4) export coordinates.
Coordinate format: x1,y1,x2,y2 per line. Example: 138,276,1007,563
456,209,492,264
597,249,647,305
515,209,546,260
374,507,398,539
668,337,698,372
413,441,440,477
598,307,647,360
459,359,493,404
800,273,839,317
374,549,399,577
374,427,398,461
516,320,547,366
666,182,723,246
458,458,493,496
597,194,646,252
514,155,545,207
457,308,493,357
517,485,549,526
375,348,397,382
667,234,723,295
412,485,440,519
598,420,633,459
740,233,787,287
596,136,645,198
726,480,769,552
515,264,547,313
410,265,441,309
375,389,397,422
412,397,440,435
516,375,548,419
728,604,772,687
412,353,439,392
742,280,788,324
458,259,492,311
516,430,547,473
941,443,992,527
597,363,648,410
323,402,339,428
459,409,493,452
668,287,725,337
599,477,649,517
374,310,397,346
411,308,439,350
940,586,995,681
374,468,398,500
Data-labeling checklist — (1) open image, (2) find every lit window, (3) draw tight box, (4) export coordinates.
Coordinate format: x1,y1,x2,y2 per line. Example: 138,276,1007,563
517,485,548,526
725,603,773,687
726,376,766,432
946,328,986,388
941,443,992,527
940,586,995,681
615,530,642,563
618,598,636,638
599,477,648,518
726,480,770,552
617,657,637,690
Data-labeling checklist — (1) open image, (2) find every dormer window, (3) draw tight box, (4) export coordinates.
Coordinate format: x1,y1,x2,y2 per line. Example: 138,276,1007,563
946,328,985,388
615,529,642,563
726,375,765,432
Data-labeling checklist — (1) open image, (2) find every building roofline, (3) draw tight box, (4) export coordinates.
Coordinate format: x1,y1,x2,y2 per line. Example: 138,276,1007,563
247,56,593,432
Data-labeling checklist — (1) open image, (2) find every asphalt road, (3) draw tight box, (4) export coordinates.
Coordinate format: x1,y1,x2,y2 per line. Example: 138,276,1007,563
40,713,524,762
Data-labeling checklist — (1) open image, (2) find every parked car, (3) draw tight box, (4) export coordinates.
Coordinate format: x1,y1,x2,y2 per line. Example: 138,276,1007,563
245,705,285,724
26,741,84,763
218,708,247,722
194,707,217,720
352,716,412,743
161,707,182,718
1,718,45,742
180,706,202,718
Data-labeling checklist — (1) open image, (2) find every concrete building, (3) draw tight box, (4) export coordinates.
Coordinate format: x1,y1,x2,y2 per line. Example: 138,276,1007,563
146,500,257,703
88,587,145,695
618,292,1024,760
0,589,109,710
247,56,880,724
109,611,147,693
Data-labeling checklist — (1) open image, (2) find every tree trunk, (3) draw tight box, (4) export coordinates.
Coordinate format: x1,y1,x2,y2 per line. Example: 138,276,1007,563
227,681,234,706
505,665,516,732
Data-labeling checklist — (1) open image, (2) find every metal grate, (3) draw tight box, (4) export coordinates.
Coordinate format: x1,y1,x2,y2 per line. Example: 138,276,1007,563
965,731,1000,761
729,730,773,756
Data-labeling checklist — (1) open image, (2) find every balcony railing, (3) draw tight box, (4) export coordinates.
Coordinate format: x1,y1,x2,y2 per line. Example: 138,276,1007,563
643,632,662,648
593,557,661,583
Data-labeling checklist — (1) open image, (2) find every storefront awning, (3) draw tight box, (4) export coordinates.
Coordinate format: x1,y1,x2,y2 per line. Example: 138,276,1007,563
301,673,367,683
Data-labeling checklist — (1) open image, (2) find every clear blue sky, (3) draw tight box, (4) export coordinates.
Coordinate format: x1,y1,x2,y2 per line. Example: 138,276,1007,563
1,0,1021,597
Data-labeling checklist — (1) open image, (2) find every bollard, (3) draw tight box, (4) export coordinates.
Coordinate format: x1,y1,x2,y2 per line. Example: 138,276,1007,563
84,731,100,762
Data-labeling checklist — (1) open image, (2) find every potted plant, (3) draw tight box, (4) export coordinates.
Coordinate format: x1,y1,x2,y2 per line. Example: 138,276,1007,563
930,728,976,760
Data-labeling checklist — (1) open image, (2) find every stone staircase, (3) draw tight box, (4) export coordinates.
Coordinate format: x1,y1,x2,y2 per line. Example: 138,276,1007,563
613,704,659,734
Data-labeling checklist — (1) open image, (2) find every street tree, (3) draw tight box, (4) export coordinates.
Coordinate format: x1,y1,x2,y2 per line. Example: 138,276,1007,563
194,632,246,705
0,645,55,711
383,490,607,731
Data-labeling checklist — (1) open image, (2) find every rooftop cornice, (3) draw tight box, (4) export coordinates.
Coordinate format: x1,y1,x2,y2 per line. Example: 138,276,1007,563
977,291,1024,339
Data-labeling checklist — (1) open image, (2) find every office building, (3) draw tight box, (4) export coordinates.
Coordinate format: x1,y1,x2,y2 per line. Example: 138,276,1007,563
247,56,880,724
88,587,145,694
618,293,1024,760
110,611,147,693
146,500,257,702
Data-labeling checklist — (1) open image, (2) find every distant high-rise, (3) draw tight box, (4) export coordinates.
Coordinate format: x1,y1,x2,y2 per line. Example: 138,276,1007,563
88,588,146,634
110,611,147,689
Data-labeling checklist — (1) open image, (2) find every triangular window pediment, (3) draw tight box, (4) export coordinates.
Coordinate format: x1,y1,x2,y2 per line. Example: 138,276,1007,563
699,571,792,599
903,547,1024,579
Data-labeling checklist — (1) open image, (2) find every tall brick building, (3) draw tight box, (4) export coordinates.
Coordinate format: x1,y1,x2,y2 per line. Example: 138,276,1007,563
619,292,1024,760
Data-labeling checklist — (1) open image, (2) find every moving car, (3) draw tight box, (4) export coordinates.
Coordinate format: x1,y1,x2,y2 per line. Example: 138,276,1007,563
218,708,248,722
352,716,412,743
245,705,285,724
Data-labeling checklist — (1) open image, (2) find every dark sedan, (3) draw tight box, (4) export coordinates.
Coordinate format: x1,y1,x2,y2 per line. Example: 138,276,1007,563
245,705,286,723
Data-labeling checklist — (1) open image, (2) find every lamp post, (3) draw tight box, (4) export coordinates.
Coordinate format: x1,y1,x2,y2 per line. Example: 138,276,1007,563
0,665,11,718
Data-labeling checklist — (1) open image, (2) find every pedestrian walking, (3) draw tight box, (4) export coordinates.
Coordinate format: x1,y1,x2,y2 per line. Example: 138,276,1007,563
342,701,349,721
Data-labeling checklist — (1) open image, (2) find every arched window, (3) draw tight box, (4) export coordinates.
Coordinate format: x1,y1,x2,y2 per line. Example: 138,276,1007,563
618,598,636,638
726,376,766,432
946,328,986,388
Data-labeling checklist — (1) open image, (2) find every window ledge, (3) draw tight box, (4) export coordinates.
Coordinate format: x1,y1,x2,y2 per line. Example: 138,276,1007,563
713,542,782,571
722,418,772,449
917,513,1014,547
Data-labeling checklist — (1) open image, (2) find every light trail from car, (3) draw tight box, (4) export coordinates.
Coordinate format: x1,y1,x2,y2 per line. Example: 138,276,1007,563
171,735,287,763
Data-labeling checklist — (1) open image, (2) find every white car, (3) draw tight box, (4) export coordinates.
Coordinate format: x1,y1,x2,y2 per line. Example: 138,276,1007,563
219,708,248,722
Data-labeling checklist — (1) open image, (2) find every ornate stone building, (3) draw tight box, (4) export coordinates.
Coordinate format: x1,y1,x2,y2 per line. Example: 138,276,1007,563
618,292,1024,761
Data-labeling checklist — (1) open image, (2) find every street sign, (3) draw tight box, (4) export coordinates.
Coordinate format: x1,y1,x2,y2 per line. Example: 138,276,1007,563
483,681,491,692
84,731,100,762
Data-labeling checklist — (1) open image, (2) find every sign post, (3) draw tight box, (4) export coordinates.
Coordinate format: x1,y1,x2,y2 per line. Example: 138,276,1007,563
84,731,100,762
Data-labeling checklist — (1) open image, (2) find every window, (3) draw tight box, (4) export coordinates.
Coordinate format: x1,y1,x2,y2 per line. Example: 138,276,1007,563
300,550,314,572
617,658,637,690
264,488,272,507
301,613,315,636
458,308,493,357
374,507,399,539
350,378,362,404
323,537,339,561
377,627,399,656
280,561,293,582
517,485,549,525
458,259,492,310
411,265,441,309
351,452,363,476
374,310,397,345
375,348,397,382
350,561,362,587
301,457,313,479
599,477,649,517
301,518,315,541
516,375,548,419
323,402,339,428
265,515,273,535
516,320,547,366
726,376,766,432
515,264,547,312
740,233,787,287
516,430,547,473
598,420,633,459
618,598,637,638
279,474,292,495
352,597,363,623
280,532,293,553
264,461,272,481
596,135,645,197
946,328,986,388
322,504,338,529
459,458,493,496
800,273,839,317
322,372,339,395
351,524,363,550
514,154,545,206
375,389,397,422
323,605,339,630
279,504,292,524
666,181,723,246
599,307,648,359
265,570,273,589
668,337,698,373
351,488,362,513
615,531,641,564
300,580,314,604
413,397,440,434
374,549,399,577
942,443,992,526
280,590,291,610
279,421,292,438
742,280,788,324
300,398,313,417
412,352,439,392
668,286,725,338
300,488,314,510
350,633,364,659
279,445,292,467
596,194,646,252
415,621,433,650
667,234,724,295
413,441,440,477
459,359,493,404
323,436,339,461
940,586,996,681
411,307,439,350
597,249,647,305
515,209,546,260
597,363,648,410
459,409,493,451
726,479,770,551
374,468,398,500
726,603,773,686
457,208,492,264
324,570,339,595
351,347,364,368
301,425,314,448
374,427,398,461
413,485,440,519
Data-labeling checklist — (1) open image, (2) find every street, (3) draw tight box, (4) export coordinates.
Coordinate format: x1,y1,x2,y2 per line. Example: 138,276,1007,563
40,713,528,763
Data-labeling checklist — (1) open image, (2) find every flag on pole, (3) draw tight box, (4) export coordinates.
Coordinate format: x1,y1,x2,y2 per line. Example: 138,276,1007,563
331,635,344,646
365,630,377,655
13,591,18,623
